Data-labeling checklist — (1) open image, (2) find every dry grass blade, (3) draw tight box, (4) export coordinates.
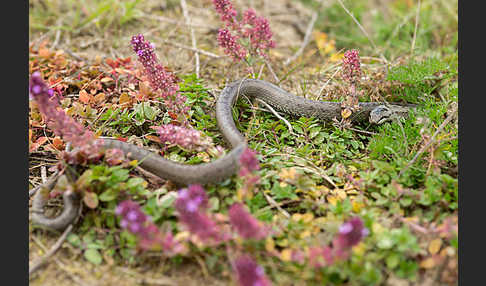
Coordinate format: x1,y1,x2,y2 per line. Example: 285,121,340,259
284,11,318,66
410,0,421,55
180,0,200,78
29,224,74,276
336,0,388,64
256,98,295,135
160,39,221,58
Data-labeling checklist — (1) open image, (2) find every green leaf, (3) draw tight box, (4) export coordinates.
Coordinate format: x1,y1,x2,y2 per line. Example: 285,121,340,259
98,189,118,202
84,249,103,265
67,234,82,248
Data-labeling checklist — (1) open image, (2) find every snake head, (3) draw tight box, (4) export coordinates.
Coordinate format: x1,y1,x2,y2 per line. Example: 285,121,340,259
369,105,393,124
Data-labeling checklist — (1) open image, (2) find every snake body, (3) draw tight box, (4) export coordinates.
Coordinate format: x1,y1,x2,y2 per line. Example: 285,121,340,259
32,79,415,230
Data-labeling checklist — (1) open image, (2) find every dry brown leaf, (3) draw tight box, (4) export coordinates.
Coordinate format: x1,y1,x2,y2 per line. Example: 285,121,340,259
79,89,92,104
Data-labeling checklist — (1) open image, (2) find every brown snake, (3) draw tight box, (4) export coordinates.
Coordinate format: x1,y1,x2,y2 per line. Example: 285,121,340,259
31,79,415,230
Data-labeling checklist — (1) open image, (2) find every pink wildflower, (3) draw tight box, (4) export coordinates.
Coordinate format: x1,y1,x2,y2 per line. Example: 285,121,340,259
228,203,268,240
233,255,272,286
174,185,222,242
308,246,334,268
341,49,361,84
213,0,238,27
104,148,125,166
217,28,248,62
241,9,276,57
239,148,260,176
152,124,209,151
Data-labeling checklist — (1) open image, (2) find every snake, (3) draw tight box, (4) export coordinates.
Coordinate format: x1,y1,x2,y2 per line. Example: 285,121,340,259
31,79,415,230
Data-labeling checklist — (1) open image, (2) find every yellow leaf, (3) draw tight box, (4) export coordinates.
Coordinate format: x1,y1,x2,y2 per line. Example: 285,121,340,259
119,93,131,105
420,257,436,269
292,213,303,222
280,249,292,262
336,189,347,199
265,237,275,252
428,238,443,255
352,201,364,213
300,230,311,239
329,52,344,62
327,195,338,206
341,108,352,119
301,213,314,223
279,168,297,181
352,242,366,256
313,31,336,57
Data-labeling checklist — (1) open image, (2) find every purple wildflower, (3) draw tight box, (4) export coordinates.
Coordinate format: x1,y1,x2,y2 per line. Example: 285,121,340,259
335,217,369,249
29,72,103,160
116,200,184,253
130,34,179,98
152,124,209,151
174,185,222,242
233,255,272,286
341,49,361,84
217,28,248,62
228,203,268,240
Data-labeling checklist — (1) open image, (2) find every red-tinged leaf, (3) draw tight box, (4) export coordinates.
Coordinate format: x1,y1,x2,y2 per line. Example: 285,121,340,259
39,47,51,59
29,136,49,152
79,90,92,104
105,58,119,69
52,137,64,151
168,111,178,120
146,135,162,143
115,137,128,142
83,191,99,209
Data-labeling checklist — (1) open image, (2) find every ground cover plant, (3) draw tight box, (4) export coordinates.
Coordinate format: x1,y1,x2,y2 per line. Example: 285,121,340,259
29,0,457,285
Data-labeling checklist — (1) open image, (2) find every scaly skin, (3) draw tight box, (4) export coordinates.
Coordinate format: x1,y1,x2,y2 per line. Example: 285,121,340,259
32,79,415,230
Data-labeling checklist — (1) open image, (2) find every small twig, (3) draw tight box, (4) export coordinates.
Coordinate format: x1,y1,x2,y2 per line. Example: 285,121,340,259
180,0,200,78
336,0,388,64
51,29,61,50
261,190,290,218
160,39,221,58
410,0,421,55
255,98,294,135
29,224,73,276
317,66,342,99
29,170,60,197
265,59,280,83
118,267,176,286
284,11,318,66
399,105,457,177
41,166,48,183
346,126,377,136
